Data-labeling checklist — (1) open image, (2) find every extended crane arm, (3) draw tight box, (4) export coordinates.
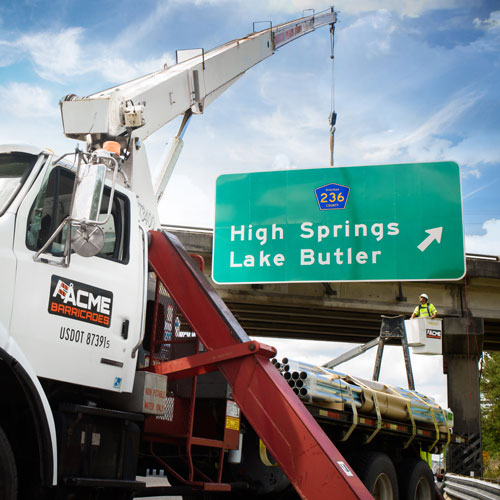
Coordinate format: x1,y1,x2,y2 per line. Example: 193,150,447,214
60,8,336,144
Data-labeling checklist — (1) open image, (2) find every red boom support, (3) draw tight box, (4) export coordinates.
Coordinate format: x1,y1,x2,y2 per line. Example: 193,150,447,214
147,230,372,500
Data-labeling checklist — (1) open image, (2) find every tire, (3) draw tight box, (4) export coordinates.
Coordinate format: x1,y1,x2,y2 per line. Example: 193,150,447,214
397,459,435,500
0,425,18,500
348,452,399,500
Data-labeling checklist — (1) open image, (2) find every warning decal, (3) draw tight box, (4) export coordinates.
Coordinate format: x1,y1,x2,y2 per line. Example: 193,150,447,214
225,416,240,431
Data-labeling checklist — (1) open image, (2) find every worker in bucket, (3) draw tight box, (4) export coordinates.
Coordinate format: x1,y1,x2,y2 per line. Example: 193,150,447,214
411,293,437,319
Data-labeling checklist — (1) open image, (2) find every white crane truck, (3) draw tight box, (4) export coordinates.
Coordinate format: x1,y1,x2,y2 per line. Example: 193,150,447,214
0,8,459,500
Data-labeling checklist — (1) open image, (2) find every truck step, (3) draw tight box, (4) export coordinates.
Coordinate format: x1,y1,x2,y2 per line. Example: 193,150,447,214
63,477,146,488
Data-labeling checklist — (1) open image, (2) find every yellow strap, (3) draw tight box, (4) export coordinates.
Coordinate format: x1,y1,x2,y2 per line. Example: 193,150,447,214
340,383,358,442
403,401,417,449
341,374,384,443
440,407,451,457
364,392,382,444
317,366,345,382
344,374,370,389
411,390,441,453
259,439,277,467
385,385,417,449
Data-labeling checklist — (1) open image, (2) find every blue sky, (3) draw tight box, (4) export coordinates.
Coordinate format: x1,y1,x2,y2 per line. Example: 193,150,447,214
1,0,499,251
1,0,499,406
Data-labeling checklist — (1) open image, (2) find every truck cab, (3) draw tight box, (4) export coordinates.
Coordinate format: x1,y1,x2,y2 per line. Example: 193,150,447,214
2,145,144,394
0,145,152,499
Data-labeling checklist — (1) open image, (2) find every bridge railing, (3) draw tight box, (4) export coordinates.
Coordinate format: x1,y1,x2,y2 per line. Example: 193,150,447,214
466,253,500,262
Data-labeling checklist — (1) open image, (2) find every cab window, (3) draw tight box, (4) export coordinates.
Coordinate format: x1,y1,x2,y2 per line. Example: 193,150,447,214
0,152,39,216
26,166,130,264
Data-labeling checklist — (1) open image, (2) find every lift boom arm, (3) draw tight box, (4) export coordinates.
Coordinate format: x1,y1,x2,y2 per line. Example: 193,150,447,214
60,8,336,143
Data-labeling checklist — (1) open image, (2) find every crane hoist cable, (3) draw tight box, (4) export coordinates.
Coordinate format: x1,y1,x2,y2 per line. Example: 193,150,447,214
329,22,337,167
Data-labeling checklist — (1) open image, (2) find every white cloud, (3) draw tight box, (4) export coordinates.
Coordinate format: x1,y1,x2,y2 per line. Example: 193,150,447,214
235,0,467,18
0,0,190,83
2,23,175,85
271,153,293,170
0,82,58,119
153,0,468,19
17,28,85,82
465,219,500,256
93,52,176,84
341,10,398,57
464,168,481,179
334,0,466,17
473,11,500,30
0,40,21,67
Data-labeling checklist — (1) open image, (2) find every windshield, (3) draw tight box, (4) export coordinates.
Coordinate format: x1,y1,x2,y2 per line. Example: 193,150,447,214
0,152,39,215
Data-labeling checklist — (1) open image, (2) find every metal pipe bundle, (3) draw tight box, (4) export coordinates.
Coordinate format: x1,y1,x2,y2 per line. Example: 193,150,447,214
277,358,451,427
280,359,362,408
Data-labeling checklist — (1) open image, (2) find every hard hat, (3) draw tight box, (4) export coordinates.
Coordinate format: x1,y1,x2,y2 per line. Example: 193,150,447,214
420,293,429,300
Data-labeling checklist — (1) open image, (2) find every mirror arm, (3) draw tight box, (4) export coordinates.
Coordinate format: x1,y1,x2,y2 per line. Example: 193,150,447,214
33,217,72,267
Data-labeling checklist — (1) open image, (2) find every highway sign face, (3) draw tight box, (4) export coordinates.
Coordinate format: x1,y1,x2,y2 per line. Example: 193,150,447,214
213,162,465,284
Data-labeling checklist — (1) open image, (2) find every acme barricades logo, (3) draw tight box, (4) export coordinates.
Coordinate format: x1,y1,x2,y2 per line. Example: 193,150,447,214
48,275,113,328
315,182,350,210
426,328,441,339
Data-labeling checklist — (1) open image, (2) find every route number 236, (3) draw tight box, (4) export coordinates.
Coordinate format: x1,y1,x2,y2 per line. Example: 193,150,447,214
320,192,345,203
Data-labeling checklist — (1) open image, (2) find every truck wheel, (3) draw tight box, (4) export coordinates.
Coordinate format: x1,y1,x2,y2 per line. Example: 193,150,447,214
348,452,398,500
0,425,18,500
397,459,435,500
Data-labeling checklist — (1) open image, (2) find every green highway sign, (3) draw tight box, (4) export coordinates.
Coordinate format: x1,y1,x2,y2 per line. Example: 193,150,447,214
213,162,465,284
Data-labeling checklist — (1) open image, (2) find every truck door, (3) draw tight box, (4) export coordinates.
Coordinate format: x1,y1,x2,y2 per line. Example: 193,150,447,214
10,162,144,393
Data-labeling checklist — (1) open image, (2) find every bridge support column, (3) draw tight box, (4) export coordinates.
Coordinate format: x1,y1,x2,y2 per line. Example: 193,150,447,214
443,316,484,476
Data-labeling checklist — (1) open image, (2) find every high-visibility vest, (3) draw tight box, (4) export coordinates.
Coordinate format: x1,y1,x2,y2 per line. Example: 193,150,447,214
420,448,433,468
413,303,437,317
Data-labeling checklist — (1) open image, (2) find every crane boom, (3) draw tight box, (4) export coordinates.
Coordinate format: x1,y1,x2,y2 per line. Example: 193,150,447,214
60,8,336,143
59,8,336,230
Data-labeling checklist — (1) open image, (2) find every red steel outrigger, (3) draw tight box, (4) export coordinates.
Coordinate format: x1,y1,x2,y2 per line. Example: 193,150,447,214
144,230,372,500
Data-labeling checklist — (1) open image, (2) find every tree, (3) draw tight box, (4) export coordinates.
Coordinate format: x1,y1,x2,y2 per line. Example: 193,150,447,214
481,352,500,478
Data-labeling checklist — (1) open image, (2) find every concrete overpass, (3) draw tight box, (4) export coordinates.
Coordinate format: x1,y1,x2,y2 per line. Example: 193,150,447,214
167,226,500,351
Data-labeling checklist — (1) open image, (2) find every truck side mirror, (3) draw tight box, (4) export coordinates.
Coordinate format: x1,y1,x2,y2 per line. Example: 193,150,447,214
70,161,107,257
72,147,122,258
71,162,106,222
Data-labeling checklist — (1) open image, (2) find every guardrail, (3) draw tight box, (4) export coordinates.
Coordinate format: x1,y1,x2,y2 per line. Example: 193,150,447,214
443,473,500,499
466,253,500,262
161,224,213,234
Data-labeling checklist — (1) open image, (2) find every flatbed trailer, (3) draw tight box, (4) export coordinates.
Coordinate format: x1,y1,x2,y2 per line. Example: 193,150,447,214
305,401,464,454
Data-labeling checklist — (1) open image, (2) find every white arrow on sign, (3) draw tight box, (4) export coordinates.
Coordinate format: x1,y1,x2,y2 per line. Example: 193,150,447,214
418,227,443,252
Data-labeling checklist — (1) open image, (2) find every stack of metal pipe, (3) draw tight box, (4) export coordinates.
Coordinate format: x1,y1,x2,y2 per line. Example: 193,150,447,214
273,357,362,406
272,357,451,428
